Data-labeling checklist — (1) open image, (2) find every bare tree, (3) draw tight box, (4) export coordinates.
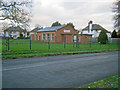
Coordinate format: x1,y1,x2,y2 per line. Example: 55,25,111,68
1,22,9,31
0,0,32,29
113,0,120,30
35,24,42,28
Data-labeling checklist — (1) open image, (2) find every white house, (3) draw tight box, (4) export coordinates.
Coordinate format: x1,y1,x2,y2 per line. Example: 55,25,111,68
0,26,4,37
82,21,111,42
0,31,4,37
4,26,28,39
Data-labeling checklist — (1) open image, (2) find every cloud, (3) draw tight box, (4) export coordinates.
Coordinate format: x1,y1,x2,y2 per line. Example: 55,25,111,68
30,0,116,31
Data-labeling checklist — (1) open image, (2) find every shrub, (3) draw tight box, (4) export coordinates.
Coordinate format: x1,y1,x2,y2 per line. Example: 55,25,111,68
117,34,120,38
112,30,117,38
98,30,108,44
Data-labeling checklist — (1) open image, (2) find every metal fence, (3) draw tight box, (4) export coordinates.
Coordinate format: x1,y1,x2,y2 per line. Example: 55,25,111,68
2,38,117,59
2,38,92,52
111,38,120,43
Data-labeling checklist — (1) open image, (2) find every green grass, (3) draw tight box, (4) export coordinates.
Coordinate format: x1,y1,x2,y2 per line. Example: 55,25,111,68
2,39,120,59
76,75,119,88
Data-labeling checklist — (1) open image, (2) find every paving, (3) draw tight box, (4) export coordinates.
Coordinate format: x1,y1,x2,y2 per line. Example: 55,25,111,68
2,51,118,88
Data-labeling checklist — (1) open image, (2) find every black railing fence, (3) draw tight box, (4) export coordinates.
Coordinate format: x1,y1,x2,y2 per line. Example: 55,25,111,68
2,38,92,52
2,38,116,59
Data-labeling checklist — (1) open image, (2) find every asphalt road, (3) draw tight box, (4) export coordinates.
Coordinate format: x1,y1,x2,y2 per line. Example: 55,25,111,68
2,51,118,88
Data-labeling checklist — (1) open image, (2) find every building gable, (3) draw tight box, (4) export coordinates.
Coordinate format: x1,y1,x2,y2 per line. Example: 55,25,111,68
82,24,109,33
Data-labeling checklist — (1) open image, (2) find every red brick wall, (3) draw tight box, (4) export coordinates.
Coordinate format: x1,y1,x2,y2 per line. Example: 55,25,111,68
80,35,92,44
33,26,92,44
65,35,73,43
31,34,34,40
36,26,77,43
37,31,56,43
55,26,77,43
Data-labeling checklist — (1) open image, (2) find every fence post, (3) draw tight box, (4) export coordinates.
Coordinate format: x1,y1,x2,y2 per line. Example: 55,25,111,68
64,40,66,48
76,40,78,48
90,40,91,48
8,38,10,51
30,39,31,50
6,38,7,51
78,42,79,48
73,40,74,48
48,39,50,50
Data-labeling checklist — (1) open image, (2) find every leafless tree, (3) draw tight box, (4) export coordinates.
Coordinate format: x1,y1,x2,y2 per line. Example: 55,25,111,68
1,22,9,31
113,0,120,30
35,24,42,28
0,0,32,29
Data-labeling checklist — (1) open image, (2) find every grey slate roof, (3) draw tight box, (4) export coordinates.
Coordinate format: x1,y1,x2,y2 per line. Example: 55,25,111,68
4,26,25,32
82,24,110,33
37,25,66,32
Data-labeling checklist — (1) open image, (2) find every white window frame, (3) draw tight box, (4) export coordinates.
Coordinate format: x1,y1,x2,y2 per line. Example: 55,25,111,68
64,30,70,33
46,33,50,40
51,33,54,40
78,36,80,42
72,35,77,42
42,33,45,40
5,32,9,37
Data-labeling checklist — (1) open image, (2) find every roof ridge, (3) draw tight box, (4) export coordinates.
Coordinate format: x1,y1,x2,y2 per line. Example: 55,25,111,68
82,24,108,32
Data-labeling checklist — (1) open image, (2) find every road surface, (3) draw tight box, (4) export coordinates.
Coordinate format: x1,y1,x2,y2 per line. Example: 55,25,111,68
2,51,118,88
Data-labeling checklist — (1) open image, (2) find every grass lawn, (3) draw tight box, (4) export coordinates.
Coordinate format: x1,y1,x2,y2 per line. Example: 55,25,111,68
2,39,120,59
76,75,119,88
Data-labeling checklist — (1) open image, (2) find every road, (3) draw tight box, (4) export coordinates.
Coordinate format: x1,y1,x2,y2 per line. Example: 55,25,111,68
2,51,118,88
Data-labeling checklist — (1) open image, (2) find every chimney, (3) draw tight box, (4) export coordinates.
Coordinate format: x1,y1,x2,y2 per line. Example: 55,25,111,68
88,20,93,34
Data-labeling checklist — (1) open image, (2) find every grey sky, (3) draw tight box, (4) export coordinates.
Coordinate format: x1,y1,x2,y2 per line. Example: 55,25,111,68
0,0,116,32
31,0,116,31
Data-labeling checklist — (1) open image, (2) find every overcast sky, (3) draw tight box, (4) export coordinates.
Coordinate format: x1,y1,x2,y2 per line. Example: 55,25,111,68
30,0,116,31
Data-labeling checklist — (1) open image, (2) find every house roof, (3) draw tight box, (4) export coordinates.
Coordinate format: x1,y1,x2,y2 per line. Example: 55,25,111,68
37,25,66,32
82,24,110,33
31,27,43,32
4,26,25,32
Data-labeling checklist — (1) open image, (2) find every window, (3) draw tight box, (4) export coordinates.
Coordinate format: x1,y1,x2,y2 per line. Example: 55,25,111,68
51,33,54,40
72,35,77,42
78,36,80,42
42,33,45,40
5,32,9,37
46,33,50,40
64,30,70,32
34,32,37,40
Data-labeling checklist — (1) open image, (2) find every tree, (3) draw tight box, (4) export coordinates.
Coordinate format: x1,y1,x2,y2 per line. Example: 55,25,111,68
117,34,120,38
2,22,10,32
0,0,32,29
67,22,75,29
113,0,120,30
51,21,61,27
34,24,43,30
111,30,118,38
35,24,42,28
32,27,43,32
98,30,108,44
